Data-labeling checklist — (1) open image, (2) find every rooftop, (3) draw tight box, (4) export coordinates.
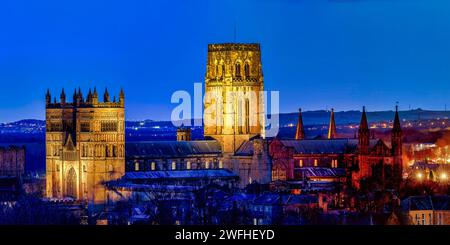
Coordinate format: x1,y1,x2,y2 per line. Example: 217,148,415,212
125,140,222,158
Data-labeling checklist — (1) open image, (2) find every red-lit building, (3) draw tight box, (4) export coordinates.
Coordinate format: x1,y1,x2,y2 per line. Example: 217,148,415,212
269,107,403,190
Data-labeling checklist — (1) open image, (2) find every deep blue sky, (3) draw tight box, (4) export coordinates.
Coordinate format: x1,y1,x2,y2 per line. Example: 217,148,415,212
0,0,449,122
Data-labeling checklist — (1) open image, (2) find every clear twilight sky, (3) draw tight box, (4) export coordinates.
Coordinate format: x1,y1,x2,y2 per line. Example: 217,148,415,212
0,0,449,122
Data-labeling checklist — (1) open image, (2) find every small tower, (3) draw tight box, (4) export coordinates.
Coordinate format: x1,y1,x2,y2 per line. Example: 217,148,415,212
295,108,305,140
72,89,78,106
92,87,99,105
76,87,83,106
119,88,125,107
60,89,66,105
177,126,191,141
104,88,110,102
45,89,51,107
327,108,337,139
358,106,370,155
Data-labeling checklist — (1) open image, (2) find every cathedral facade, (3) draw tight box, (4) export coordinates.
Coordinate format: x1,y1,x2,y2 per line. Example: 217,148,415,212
45,88,125,204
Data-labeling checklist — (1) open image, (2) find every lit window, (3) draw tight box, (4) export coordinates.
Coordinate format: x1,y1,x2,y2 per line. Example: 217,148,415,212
186,161,191,170
172,161,176,170
219,161,223,169
299,159,303,168
314,159,318,167
151,162,155,171
134,162,139,171
205,161,209,169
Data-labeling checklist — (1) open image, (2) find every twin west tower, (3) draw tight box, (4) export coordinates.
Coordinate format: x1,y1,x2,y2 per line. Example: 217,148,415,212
45,88,125,204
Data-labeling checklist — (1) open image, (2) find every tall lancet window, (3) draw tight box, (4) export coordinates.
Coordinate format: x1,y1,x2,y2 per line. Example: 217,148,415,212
244,62,250,77
221,63,225,77
235,62,241,77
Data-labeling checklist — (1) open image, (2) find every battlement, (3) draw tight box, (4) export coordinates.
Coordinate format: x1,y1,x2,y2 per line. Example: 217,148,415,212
45,87,124,109
208,43,260,52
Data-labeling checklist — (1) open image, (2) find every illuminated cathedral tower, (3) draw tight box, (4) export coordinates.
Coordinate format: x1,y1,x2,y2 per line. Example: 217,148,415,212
204,43,265,153
45,88,125,205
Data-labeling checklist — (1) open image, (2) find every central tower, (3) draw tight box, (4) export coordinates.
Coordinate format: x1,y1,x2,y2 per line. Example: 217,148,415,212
204,43,265,153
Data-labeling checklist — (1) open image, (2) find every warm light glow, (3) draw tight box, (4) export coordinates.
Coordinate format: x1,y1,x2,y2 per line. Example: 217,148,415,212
440,173,448,181
416,172,423,180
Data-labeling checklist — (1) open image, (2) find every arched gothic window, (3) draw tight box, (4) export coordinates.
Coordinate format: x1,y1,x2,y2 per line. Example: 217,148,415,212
244,63,250,77
235,62,241,77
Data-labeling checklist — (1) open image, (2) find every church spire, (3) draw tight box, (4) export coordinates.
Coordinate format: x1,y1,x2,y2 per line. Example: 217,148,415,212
295,108,305,140
393,105,401,133
327,108,336,139
360,106,369,131
358,106,370,155
391,105,403,156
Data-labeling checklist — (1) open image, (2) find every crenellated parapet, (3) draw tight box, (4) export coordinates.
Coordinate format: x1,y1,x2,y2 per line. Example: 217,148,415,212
205,43,263,85
45,87,125,109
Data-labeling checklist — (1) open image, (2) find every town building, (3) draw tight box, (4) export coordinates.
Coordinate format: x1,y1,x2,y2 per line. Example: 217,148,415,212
0,146,25,177
401,195,450,225
269,106,403,190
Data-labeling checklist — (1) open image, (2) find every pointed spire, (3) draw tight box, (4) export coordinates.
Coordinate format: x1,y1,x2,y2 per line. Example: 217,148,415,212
92,87,98,105
93,87,98,97
87,88,92,103
45,89,51,106
327,108,336,139
393,105,401,132
77,87,83,102
104,87,110,102
391,105,403,157
60,88,66,105
295,108,305,140
119,88,125,107
73,88,78,103
358,106,371,155
360,106,369,130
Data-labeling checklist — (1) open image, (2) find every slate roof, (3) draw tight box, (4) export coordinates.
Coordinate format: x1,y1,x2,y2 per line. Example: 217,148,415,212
235,141,255,156
297,167,347,178
125,140,222,158
402,195,450,211
279,139,380,154
123,169,238,180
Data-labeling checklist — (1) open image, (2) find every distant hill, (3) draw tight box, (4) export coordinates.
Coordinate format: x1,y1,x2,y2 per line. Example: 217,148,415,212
1,109,449,129
277,109,450,127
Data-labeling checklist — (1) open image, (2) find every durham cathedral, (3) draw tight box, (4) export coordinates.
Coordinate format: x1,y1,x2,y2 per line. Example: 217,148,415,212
45,43,403,207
